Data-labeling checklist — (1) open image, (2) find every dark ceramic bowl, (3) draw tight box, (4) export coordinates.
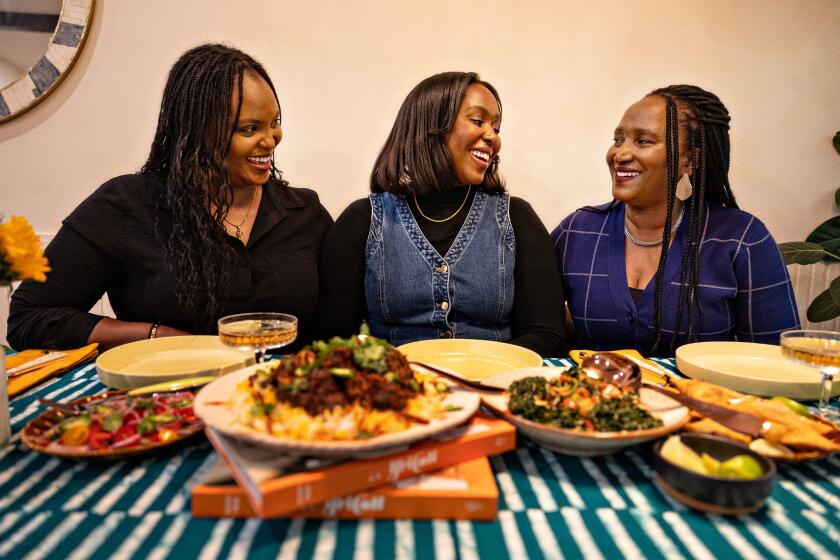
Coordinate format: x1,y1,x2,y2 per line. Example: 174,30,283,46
652,433,776,515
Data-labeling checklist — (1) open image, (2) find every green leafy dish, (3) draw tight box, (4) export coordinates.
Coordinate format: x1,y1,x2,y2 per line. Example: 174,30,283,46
481,366,688,456
507,366,663,432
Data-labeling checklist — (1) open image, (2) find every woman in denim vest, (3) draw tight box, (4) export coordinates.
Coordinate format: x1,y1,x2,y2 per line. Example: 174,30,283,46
316,72,565,357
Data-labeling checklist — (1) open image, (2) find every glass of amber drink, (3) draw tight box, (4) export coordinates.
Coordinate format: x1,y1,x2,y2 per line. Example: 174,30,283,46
780,329,840,420
218,312,298,363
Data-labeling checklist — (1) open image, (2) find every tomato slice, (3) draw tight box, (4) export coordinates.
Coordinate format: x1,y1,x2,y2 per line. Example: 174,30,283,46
61,424,89,446
158,428,178,443
113,422,138,443
89,422,112,451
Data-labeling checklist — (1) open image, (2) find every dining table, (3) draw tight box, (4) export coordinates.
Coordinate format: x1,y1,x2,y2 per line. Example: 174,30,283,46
1,356,838,560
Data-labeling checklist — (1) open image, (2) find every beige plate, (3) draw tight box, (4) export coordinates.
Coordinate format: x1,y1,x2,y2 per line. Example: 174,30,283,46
194,363,480,458
397,339,543,381
481,367,689,456
675,341,840,400
97,336,254,389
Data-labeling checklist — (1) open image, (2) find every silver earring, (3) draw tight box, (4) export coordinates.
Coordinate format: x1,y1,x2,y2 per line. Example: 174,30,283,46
676,173,693,201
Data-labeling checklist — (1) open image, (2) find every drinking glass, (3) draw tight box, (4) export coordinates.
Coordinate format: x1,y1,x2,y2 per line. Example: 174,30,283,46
218,312,298,363
780,329,840,421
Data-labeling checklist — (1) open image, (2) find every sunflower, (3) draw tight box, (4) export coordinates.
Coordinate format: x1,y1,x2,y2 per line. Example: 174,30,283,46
0,216,50,284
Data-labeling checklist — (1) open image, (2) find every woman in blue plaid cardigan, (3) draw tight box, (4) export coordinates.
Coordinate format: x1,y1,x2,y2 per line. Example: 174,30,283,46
551,85,799,355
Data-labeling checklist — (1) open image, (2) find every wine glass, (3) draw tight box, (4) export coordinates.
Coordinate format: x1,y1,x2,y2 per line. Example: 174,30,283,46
218,312,298,363
780,329,840,421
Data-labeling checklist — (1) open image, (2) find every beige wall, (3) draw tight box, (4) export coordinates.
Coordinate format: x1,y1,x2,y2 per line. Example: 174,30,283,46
2,0,839,245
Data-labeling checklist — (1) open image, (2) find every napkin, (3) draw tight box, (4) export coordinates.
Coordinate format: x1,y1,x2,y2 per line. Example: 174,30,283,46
5,343,99,397
569,348,670,386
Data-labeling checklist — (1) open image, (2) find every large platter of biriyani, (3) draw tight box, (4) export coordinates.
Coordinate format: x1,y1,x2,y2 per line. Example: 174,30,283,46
194,332,479,457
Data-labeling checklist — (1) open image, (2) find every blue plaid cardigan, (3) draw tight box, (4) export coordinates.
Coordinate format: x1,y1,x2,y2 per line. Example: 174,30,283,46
551,202,800,354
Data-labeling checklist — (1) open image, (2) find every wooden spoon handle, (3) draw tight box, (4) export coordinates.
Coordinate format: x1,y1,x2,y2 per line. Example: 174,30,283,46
409,361,506,394
643,383,765,438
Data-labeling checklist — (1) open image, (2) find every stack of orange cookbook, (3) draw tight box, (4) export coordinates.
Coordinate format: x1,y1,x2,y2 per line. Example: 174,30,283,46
191,413,516,519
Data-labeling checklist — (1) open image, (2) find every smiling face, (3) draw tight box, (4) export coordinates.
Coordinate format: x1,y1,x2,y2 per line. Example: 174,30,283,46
225,71,283,190
607,95,688,208
445,83,502,186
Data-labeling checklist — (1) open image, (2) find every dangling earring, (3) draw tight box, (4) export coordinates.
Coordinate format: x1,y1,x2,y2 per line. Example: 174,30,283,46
490,155,500,174
676,173,693,201
399,166,412,186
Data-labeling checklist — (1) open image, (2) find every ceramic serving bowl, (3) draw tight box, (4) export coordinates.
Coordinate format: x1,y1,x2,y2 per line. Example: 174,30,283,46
652,433,776,515
481,367,689,456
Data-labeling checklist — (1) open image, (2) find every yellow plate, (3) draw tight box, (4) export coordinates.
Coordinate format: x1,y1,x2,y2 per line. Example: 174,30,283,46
396,339,543,381
97,336,254,389
675,341,840,400
126,376,216,395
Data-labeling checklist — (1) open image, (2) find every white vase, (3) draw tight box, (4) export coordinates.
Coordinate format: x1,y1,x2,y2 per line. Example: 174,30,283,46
0,284,10,444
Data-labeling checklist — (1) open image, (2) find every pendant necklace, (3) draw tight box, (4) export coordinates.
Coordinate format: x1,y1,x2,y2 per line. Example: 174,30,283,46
224,186,257,241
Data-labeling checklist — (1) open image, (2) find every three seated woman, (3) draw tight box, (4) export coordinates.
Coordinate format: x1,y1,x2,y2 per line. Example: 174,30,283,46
7,44,800,356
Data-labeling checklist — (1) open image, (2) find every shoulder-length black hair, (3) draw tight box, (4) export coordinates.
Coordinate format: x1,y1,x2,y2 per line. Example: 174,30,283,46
370,71,505,196
141,43,287,325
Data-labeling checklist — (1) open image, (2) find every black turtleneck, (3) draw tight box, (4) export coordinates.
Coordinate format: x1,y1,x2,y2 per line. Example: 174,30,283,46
314,187,566,357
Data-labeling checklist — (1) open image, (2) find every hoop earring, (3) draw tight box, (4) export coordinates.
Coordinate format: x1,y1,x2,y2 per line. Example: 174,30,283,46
676,173,693,201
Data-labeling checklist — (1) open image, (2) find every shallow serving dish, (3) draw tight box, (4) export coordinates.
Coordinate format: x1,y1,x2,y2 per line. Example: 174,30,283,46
652,433,776,515
97,335,254,389
396,339,543,382
675,341,840,400
480,367,689,456
22,391,205,460
193,362,481,458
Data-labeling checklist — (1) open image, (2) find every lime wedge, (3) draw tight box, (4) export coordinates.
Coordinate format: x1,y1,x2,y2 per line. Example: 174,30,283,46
661,435,707,475
718,454,764,479
701,452,721,476
771,396,812,418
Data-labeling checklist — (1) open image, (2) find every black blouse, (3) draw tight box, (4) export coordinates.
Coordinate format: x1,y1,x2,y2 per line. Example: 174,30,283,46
314,188,566,357
8,174,332,350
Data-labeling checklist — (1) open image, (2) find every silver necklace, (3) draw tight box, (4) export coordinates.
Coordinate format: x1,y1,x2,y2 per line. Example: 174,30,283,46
624,206,685,247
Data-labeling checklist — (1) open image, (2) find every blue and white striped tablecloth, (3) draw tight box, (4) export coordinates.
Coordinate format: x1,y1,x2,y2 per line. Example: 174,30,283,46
0,359,838,559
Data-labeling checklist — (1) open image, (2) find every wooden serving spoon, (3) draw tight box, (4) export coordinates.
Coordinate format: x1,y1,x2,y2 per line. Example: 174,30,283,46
582,353,768,438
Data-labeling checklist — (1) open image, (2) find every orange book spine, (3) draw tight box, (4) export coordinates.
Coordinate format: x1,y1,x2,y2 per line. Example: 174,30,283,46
199,414,514,517
192,458,498,520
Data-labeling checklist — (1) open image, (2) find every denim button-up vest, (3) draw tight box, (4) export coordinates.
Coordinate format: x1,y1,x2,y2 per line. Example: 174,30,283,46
365,191,515,346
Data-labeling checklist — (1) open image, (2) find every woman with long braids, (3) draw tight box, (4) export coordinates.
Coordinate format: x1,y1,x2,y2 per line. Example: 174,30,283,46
8,44,332,351
315,72,565,356
551,85,799,355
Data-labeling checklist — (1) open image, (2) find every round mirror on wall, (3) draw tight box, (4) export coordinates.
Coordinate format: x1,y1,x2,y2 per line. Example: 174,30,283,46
0,0,94,124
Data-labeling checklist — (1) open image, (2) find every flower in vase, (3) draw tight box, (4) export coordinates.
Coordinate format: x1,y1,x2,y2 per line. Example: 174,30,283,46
0,216,50,285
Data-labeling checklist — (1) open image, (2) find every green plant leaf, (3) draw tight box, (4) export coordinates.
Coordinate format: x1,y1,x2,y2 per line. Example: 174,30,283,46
834,131,840,156
806,216,840,258
779,241,826,264
807,282,840,323
830,274,840,306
